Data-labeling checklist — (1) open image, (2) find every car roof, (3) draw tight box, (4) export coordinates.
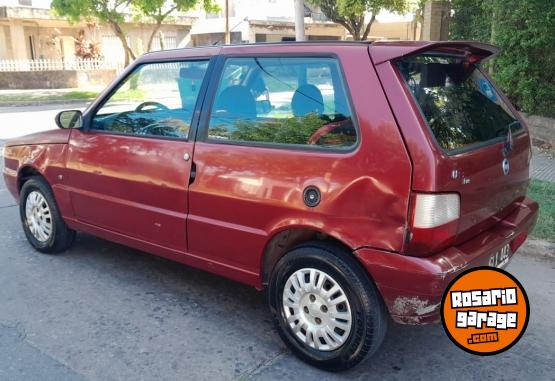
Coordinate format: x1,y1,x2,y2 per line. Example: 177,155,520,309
140,40,499,64
141,40,370,61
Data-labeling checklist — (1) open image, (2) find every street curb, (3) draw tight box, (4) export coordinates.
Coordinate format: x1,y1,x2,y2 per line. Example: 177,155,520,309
0,99,93,108
519,239,555,260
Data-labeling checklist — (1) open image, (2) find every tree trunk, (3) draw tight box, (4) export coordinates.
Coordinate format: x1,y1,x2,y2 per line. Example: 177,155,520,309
489,5,497,75
361,14,376,41
146,20,163,52
346,21,361,40
159,30,165,50
109,20,136,66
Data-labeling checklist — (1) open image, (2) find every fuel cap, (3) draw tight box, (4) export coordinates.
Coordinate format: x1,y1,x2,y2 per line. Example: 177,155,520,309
303,186,321,207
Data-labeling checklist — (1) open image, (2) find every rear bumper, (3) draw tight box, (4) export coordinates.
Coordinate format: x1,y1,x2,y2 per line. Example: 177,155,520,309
354,197,539,325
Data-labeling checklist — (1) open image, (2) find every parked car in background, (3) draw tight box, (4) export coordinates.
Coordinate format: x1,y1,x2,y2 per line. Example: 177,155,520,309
3,41,538,371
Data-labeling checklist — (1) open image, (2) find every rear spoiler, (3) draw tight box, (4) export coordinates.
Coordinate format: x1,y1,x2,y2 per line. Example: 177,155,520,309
369,41,500,65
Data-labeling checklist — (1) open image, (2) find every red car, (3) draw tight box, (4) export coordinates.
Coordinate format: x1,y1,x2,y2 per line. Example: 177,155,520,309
3,41,538,370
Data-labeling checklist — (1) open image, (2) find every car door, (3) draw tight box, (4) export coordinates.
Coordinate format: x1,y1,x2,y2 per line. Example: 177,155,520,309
187,48,411,280
65,59,211,252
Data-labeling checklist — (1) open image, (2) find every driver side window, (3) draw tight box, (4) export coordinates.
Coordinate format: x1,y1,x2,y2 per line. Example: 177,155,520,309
92,60,209,139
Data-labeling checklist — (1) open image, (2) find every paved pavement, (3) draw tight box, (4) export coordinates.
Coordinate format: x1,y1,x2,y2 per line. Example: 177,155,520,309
0,104,88,140
1,104,554,380
531,148,555,182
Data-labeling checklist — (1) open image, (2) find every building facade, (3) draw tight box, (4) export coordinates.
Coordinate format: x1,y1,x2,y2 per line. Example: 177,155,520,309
0,0,420,62
0,0,195,61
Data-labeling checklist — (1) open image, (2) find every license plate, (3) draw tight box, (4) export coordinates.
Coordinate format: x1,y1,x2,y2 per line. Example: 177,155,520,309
489,244,511,268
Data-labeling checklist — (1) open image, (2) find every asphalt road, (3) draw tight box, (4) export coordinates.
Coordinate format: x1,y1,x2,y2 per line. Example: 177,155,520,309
0,103,88,140
1,105,554,380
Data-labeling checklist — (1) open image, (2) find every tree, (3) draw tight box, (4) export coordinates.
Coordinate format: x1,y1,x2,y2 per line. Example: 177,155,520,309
133,0,218,53
450,0,555,117
52,0,137,66
52,0,218,66
307,0,408,41
449,0,492,42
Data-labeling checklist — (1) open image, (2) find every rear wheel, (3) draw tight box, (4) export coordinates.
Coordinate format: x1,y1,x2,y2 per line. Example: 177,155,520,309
19,177,75,254
268,242,387,371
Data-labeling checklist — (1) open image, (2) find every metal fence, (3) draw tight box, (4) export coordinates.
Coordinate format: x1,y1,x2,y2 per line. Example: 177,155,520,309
0,58,125,72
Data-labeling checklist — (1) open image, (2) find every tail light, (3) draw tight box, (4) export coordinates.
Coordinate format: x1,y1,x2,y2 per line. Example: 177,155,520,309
405,193,460,256
510,230,528,253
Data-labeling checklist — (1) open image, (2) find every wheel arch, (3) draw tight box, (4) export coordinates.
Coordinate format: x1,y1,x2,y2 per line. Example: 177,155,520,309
260,226,354,286
17,165,45,192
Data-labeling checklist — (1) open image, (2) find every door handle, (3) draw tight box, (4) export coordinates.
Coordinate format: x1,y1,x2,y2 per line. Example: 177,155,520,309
189,161,197,185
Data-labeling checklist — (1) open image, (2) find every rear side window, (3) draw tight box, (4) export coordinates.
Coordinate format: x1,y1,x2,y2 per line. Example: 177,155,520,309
396,54,522,153
207,57,357,149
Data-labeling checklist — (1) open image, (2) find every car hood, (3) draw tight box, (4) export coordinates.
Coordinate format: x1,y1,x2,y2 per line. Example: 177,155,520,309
5,129,71,147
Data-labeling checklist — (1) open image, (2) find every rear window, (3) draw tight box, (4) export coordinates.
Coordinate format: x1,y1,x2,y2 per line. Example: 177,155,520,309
396,54,522,153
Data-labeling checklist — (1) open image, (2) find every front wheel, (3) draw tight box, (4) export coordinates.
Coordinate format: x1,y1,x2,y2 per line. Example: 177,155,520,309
19,177,75,254
268,242,387,371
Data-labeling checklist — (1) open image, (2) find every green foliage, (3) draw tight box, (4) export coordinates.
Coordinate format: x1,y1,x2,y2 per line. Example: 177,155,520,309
232,114,326,145
527,180,555,242
449,0,491,42
51,0,127,23
51,0,219,63
449,0,555,117
211,114,356,147
133,0,218,18
0,91,99,103
307,0,408,40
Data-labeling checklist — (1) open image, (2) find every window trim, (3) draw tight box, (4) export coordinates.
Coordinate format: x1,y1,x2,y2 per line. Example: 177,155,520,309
196,53,360,154
82,57,215,142
394,56,526,157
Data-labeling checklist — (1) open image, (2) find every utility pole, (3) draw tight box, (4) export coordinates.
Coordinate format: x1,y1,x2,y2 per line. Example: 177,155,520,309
294,0,306,41
225,0,230,44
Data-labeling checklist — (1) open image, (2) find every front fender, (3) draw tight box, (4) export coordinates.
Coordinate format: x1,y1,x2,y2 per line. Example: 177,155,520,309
3,144,71,216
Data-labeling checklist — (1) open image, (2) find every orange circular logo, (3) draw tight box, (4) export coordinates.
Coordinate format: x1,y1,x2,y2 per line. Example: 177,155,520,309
441,267,529,355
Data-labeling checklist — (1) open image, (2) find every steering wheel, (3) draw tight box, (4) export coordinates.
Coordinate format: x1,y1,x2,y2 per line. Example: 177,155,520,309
135,101,170,113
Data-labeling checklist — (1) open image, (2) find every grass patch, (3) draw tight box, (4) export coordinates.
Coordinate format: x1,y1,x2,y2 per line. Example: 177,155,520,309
0,90,99,102
0,88,148,103
111,88,146,101
528,179,555,242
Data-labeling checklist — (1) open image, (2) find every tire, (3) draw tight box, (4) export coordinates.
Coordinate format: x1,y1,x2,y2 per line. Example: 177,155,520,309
19,176,75,254
268,241,387,371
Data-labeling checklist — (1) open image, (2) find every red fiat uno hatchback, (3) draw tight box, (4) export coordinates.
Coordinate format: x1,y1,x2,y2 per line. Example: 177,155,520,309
3,41,538,370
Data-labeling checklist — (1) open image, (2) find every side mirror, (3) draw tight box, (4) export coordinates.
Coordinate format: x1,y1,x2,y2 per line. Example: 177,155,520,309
55,110,83,129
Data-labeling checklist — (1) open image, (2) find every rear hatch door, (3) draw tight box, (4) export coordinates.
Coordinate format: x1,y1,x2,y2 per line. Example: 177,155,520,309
371,42,531,242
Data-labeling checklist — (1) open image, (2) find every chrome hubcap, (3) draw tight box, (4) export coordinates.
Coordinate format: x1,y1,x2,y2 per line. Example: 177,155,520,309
282,268,352,351
25,191,52,242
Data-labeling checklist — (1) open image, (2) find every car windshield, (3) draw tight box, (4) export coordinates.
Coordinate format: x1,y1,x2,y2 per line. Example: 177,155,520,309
395,54,522,153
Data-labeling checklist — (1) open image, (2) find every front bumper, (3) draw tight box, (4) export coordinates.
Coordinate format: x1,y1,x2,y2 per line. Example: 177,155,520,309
354,197,539,325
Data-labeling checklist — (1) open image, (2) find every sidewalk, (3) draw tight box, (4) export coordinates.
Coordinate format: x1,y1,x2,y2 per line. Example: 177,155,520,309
0,87,102,107
0,87,104,96
531,147,555,182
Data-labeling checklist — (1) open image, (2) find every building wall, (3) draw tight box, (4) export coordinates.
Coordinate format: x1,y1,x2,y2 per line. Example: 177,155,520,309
0,69,116,89
368,20,419,40
422,0,450,40
0,3,195,61
0,17,193,61
0,25,10,58
190,0,418,43
0,0,421,62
